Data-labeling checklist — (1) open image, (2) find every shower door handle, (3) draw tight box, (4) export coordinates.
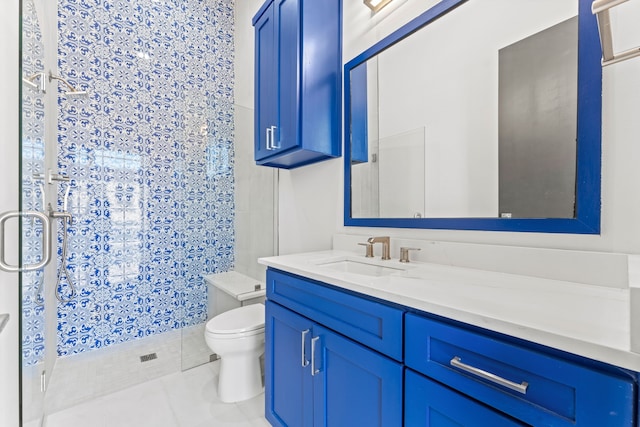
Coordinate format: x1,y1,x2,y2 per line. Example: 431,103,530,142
0,211,51,272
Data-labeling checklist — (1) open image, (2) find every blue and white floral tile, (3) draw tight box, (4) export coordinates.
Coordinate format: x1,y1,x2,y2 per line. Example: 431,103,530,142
55,0,235,357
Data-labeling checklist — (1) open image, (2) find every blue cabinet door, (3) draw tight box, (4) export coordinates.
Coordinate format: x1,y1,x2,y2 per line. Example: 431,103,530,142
265,301,314,427
272,0,300,155
252,0,299,162
312,324,403,427
405,369,527,427
253,0,302,161
254,2,277,161
266,299,403,427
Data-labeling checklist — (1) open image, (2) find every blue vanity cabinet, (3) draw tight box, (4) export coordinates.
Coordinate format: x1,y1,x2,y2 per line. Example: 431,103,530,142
265,269,403,426
265,267,637,426
252,0,342,169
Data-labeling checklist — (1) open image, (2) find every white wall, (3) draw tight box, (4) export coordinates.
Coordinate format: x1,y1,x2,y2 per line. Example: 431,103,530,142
234,0,278,278
234,1,343,257
270,0,640,258
0,0,21,425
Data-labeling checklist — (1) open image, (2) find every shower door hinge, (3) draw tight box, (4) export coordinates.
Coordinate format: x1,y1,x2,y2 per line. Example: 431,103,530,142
40,370,47,393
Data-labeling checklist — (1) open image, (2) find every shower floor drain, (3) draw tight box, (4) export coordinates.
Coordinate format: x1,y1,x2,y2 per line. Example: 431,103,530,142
140,353,158,363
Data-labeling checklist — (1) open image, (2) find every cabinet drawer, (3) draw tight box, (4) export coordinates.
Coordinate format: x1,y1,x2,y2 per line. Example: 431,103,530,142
405,313,635,427
267,268,403,361
405,369,526,426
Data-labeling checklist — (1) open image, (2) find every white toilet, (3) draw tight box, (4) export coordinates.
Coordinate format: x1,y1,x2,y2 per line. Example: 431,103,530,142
204,303,265,403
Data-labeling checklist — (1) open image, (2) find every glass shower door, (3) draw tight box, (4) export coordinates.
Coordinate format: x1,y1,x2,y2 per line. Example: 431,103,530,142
20,0,56,424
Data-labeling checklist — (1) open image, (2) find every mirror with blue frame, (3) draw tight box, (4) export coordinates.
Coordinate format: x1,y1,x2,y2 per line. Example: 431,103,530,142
344,0,602,233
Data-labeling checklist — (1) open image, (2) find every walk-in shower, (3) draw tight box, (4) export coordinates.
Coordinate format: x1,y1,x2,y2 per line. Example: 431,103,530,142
16,0,276,424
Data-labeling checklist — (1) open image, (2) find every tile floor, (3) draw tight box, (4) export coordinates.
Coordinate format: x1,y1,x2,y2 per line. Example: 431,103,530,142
44,325,211,415
45,361,270,427
30,323,269,426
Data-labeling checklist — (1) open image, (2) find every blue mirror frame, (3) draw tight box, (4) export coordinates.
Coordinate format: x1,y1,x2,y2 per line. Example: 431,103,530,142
344,0,602,234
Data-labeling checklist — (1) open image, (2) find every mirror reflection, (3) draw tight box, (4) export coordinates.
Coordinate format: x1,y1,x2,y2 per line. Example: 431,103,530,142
349,0,581,220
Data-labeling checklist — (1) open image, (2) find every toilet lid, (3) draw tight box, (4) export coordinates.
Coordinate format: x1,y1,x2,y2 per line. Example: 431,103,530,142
206,304,265,335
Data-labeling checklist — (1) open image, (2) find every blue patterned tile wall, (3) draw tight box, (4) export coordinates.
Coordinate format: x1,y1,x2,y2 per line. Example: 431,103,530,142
55,0,235,356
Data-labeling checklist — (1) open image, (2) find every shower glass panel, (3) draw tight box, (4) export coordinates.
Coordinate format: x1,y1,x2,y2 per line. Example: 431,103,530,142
21,0,54,424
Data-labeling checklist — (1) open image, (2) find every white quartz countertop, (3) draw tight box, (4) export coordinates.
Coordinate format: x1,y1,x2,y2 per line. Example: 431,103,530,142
259,250,640,372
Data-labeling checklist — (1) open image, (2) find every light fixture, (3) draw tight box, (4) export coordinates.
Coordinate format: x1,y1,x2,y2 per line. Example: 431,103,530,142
364,0,394,14
592,0,640,66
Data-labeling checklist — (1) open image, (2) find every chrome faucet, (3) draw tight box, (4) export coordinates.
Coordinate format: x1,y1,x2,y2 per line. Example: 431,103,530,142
367,236,391,260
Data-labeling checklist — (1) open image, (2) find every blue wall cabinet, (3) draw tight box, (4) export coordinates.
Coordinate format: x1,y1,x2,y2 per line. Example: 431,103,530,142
405,369,526,426
252,0,342,169
265,300,403,426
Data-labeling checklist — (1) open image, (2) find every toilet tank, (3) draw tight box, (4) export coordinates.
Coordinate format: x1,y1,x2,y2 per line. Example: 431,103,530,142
203,271,266,319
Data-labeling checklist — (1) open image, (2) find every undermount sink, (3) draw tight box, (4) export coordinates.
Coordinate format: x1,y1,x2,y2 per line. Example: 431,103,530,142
317,259,407,277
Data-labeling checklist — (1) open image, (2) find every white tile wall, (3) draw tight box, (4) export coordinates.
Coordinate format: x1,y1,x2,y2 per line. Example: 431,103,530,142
233,0,277,281
233,105,276,282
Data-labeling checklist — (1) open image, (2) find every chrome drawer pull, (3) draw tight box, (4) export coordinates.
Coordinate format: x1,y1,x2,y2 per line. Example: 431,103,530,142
301,329,310,367
450,356,529,394
311,336,320,376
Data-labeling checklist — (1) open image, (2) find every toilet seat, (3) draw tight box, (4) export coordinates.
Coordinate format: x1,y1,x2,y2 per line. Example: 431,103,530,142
206,304,265,336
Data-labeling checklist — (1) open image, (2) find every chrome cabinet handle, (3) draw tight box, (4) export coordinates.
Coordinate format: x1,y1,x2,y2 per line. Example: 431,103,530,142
266,126,279,151
266,127,273,150
311,336,320,376
270,126,279,149
301,329,310,367
450,356,528,394
0,211,51,272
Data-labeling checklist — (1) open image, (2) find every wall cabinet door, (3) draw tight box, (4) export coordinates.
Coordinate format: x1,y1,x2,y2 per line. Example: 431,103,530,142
254,0,300,161
253,0,342,169
405,369,527,427
254,1,278,162
266,301,403,426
